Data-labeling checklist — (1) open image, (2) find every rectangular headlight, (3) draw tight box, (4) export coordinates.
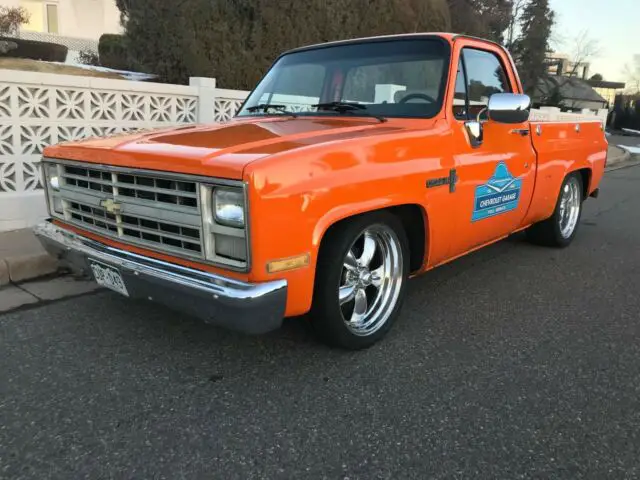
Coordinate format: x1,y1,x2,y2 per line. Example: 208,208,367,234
200,182,250,270
214,188,245,228
42,162,64,217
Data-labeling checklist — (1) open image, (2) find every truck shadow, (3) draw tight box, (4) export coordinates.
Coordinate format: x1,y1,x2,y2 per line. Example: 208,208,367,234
109,231,532,350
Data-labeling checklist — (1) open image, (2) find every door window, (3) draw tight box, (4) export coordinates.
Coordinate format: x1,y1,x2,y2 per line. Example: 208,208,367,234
453,58,468,119
453,48,512,120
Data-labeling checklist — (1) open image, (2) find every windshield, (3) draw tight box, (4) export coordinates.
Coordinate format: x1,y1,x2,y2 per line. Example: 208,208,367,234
237,38,450,120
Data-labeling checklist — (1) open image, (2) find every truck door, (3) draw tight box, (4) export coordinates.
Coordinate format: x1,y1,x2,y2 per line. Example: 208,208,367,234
447,46,536,256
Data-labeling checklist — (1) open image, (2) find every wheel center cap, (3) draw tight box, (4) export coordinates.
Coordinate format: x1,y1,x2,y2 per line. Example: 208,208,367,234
359,270,372,286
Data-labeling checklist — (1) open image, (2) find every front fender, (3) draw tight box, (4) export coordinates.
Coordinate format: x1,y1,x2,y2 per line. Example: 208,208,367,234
243,127,452,317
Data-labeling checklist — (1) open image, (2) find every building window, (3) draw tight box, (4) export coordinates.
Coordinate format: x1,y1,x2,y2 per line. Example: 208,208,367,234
19,1,59,34
46,4,58,34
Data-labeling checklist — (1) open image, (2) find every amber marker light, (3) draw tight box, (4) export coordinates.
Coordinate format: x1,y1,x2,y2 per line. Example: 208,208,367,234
266,254,310,274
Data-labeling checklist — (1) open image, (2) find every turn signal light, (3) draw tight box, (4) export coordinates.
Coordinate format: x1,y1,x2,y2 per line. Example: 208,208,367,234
266,254,310,274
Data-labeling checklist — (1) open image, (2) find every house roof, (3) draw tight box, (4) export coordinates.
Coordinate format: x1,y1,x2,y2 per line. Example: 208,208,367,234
535,76,607,104
587,79,626,90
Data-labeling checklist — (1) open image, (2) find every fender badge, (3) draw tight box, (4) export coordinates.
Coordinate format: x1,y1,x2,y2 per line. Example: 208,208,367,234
427,169,458,193
426,177,448,188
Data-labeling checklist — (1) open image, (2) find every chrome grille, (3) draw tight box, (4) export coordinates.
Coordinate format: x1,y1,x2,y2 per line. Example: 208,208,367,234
62,165,198,208
54,162,204,259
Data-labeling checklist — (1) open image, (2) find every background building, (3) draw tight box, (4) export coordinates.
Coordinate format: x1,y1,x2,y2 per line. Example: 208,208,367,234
540,52,626,110
588,79,627,107
2,0,121,62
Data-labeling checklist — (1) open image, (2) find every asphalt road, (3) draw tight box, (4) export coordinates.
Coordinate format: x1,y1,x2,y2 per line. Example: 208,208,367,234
2,165,640,479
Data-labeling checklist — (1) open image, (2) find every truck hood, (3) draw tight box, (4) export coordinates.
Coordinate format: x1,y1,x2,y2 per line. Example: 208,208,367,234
45,117,406,179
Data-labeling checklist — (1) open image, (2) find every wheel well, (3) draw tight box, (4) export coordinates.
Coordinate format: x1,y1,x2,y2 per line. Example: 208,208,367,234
390,205,427,273
574,168,591,199
319,205,427,274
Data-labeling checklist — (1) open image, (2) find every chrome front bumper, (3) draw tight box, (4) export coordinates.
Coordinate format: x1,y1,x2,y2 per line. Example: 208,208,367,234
34,221,287,334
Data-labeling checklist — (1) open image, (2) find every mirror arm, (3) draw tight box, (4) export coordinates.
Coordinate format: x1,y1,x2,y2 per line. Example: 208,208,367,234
477,106,488,124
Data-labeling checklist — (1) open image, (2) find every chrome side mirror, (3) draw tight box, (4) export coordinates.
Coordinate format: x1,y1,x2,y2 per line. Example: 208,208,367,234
487,93,531,124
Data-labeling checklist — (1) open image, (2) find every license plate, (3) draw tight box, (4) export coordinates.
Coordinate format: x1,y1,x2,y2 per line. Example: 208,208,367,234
89,260,129,297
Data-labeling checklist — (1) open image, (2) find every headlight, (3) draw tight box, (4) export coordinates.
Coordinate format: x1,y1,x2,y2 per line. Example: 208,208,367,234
214,188,245,228
43,163,60,190
49,175,60,190
42,162,63,217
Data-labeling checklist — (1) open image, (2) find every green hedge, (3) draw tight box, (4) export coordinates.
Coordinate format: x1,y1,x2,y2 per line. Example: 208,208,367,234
98,34,130,70
0,36,68,62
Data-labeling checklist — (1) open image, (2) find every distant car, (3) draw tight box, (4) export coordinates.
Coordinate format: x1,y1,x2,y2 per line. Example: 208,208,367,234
36,33,607,349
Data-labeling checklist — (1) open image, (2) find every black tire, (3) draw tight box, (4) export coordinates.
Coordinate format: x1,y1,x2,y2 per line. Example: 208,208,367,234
310,211,410,350
526,172,584,248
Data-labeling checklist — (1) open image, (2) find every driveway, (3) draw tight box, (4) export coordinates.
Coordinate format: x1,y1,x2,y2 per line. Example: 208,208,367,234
2,166,640,479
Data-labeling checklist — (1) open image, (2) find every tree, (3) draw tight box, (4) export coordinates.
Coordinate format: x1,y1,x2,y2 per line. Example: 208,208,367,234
565,30,600,78
447,0,513,44
511,0,554,95
117,0,451,89
623,54,640,94
477,0,514,44
0,6,29,36
505,0,527,49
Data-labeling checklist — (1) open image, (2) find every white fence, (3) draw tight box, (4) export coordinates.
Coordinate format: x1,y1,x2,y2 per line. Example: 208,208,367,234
0,68,608,232
530,106,609,124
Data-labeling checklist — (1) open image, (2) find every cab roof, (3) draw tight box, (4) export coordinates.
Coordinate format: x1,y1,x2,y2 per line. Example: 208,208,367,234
281,32,502,56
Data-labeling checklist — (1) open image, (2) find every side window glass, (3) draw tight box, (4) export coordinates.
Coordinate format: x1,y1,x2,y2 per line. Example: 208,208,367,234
462,48,512,118
453,58,467,119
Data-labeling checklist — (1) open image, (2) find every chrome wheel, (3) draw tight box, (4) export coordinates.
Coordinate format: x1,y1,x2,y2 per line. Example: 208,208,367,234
558,177,581,239
339,225,404,337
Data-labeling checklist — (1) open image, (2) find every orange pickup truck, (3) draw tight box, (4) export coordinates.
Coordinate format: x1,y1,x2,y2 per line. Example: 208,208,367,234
35,33,607,349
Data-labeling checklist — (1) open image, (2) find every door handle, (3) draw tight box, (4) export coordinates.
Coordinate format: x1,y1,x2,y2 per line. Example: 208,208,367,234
510,128,530,137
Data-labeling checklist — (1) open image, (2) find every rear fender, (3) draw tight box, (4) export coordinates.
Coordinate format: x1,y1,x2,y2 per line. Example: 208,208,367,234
523,121,606,225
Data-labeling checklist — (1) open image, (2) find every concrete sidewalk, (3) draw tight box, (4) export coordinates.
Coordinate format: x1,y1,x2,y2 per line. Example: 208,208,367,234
0,229,100,313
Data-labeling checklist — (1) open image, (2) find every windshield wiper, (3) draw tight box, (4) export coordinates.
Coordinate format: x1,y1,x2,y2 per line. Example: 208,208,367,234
312,102,387,123
245,104,298,117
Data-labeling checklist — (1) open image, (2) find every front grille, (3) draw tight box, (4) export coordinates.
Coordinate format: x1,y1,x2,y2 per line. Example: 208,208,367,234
55,162,204,259
62,166,198,208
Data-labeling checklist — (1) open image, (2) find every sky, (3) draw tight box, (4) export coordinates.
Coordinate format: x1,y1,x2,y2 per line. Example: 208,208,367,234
548,0,638,82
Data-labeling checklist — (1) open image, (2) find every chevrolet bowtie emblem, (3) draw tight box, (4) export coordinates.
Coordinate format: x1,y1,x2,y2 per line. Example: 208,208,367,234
100,198,122,214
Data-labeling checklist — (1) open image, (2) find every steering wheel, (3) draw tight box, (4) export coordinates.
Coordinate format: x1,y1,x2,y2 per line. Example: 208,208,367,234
398,93,436,104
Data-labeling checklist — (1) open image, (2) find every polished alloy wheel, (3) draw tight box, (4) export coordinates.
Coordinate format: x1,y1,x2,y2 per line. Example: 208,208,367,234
338,225,404,336
558,177,581,239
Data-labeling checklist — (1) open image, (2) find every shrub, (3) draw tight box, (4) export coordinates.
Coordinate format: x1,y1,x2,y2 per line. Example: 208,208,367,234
98,34,130,70
78,49,100,66
0,36,68,61
0,40,17,54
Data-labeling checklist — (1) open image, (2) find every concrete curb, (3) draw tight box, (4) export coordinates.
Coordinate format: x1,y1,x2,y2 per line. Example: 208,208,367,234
606,155,640,172
5,253,60,284
0,253,60,287
0,228,61,288
0,260,9,286
606,145,630,169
